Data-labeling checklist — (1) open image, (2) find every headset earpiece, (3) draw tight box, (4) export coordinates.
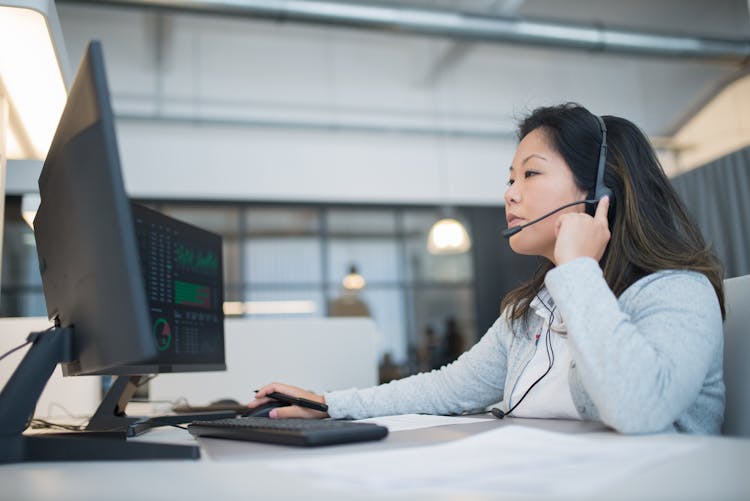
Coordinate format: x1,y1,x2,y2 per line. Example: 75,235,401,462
587,115,612,215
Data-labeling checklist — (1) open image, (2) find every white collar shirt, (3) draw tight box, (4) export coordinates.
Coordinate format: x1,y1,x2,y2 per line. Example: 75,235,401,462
507,288,582,420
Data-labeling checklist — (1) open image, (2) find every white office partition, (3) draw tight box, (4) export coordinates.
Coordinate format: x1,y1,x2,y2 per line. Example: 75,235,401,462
0,317,101,417
149,317,381,405
0,316,380,415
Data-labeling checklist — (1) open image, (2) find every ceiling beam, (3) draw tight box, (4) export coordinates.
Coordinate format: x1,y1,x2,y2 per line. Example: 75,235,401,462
61,0,750,63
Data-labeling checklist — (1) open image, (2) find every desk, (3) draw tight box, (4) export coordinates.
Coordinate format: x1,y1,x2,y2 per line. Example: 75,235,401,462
2,416,748,500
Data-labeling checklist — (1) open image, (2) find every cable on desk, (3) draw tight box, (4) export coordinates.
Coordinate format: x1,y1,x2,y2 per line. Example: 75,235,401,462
135,374,158,388
29,418,88,432
130,398,186,405
0,340,32,363
1,325,57,363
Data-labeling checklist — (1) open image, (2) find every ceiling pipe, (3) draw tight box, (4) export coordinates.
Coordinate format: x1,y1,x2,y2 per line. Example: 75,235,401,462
62,0,750,63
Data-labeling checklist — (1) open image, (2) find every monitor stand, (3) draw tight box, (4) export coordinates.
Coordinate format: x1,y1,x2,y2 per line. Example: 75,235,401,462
0,327,200,463
87,375,235,437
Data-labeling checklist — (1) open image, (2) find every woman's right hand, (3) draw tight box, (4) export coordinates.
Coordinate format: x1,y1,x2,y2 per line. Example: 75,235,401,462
247,382,329,419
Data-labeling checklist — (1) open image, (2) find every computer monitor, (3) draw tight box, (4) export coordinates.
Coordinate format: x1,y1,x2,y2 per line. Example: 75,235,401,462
129,202,225,374
81,201,228,436
33,40,155,377
82,202,227,436
0,40,226,462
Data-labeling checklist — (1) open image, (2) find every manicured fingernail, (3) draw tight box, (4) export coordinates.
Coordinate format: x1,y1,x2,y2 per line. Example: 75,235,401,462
269,409,277,419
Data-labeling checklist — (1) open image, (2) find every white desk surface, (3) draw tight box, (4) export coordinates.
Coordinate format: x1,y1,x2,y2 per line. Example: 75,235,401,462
2,416,749,501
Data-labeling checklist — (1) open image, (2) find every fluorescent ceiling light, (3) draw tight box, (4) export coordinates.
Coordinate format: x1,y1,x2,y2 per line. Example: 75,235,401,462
246,300,317,315
223,300,317,316
223,301,245,316
6,122,20,156
0,0,69,160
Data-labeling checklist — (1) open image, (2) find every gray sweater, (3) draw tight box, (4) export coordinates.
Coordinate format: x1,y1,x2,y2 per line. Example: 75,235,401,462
325,257,725,434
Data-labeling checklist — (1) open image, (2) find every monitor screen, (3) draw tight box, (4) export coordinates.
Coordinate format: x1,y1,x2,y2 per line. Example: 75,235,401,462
33,40,225,377
128,203,224,372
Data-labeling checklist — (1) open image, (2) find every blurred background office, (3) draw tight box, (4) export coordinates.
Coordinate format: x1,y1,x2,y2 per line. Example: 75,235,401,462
3,0,750,383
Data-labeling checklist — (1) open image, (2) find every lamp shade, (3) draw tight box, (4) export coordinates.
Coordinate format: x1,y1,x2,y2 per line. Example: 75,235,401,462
342,265,366,290
427,217,471,255
0,0,69,160
0,0,69,295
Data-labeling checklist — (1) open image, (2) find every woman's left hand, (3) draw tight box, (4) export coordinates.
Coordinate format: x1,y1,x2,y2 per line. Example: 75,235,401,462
553,195,611,266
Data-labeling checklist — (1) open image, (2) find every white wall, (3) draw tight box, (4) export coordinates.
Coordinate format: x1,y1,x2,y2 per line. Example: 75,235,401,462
116,121,512,204
150,317,380,404
49,3,740,204
0,317,101,418
0,317,379,417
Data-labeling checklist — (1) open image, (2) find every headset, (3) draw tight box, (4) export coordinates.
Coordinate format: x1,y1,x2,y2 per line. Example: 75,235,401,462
493,115,611,418
502,114,612,239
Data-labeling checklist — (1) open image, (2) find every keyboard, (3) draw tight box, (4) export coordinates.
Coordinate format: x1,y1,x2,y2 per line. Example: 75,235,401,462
188,417,388,447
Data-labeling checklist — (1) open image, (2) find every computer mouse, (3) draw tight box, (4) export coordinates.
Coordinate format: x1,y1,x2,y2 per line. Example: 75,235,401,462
241,400,291,418
211,398,241,406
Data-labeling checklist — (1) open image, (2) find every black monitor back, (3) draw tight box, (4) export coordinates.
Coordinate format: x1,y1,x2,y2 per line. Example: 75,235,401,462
34,41,225,377
34,41,155,376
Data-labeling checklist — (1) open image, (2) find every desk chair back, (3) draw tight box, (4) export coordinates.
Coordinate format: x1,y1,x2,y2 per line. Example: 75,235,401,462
722,274,750,436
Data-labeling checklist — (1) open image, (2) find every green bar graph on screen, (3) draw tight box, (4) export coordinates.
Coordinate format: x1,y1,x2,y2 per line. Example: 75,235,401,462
175,244,218,275
174,280,211,308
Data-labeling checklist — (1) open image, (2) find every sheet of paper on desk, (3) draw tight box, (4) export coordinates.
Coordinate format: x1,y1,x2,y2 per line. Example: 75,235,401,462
270,425,702,496
354,414,489,431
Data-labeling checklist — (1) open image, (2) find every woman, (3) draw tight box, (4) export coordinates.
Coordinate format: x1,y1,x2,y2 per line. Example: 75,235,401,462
248,103,725,434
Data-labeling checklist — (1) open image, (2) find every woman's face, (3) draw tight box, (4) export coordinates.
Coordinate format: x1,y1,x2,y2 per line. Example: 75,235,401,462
504,128,588,261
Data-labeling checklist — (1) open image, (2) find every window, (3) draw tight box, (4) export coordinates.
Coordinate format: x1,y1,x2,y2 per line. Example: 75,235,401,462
1,198,478,378
1,197,45,317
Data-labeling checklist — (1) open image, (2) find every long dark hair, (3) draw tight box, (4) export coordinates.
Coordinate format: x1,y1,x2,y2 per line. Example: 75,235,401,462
501,103,725,322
